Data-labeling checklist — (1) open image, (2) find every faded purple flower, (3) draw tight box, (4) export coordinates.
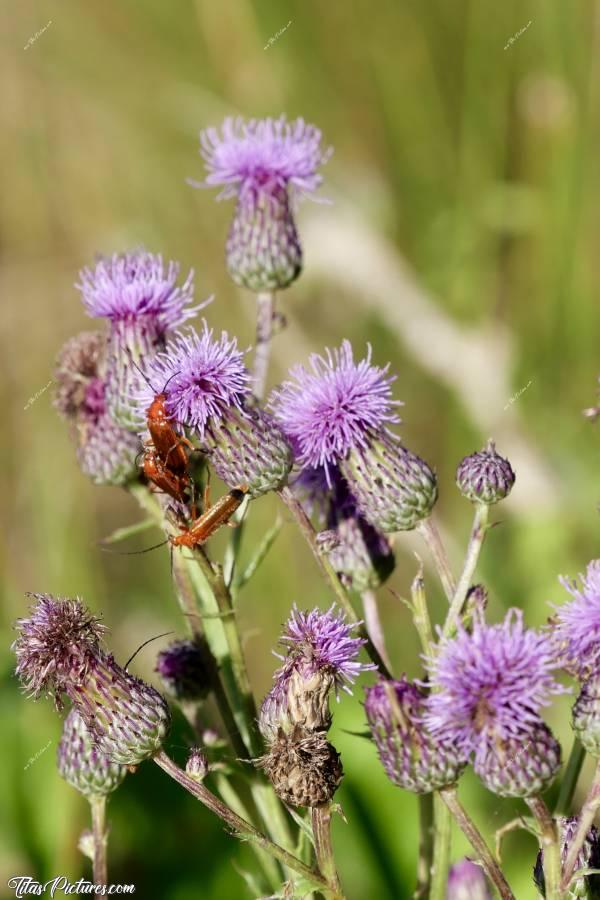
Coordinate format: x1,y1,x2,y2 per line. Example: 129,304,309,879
271,341,401,475
447,859,492,900
194,116,331,292
13,594,170,765
424,609,565,761
156,638,212,701
134,323,251,436
552,560,600,679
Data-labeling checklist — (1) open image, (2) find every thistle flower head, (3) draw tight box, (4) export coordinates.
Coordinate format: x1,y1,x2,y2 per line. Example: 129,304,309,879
134,324,251,436
77,250,199,332
271,341,401,475
155,638,211,701
277,604,376,694
365,677,467,793
447,859,492,900
197,115,331,203
424,609,565,759
456,440,515,505
54,331,106,422
552,560,600,679
13,594,107,707
256,725,343,808
57,708,127,798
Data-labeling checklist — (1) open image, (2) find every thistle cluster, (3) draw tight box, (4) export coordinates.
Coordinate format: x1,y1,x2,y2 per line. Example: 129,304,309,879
256,606,373,807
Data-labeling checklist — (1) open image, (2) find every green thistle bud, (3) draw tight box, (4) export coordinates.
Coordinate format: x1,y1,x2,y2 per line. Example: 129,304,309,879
456,440,515,505
572,676,600,757
57,708,127,797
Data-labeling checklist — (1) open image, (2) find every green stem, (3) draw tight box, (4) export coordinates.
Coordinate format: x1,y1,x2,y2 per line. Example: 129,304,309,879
526,796,563,900
442,503,489,640
361,589,393,674
278,485,391,677
90,795,107,895
154,750,329,893
430,793,452,900
253,290,276,400
555,738,586,816
561,758,600,891
439,787,515,900
311,804,345,899
411,566,434,654
417,517,456,602
414,793,434,899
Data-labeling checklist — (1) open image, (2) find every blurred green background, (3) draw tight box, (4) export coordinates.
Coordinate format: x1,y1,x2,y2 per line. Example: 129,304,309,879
2,1,600,898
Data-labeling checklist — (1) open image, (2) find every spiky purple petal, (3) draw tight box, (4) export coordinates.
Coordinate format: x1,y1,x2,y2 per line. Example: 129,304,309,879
552,560,600,679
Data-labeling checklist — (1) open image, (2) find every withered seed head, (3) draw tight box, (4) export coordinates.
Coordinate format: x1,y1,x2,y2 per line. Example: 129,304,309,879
256,726,343,808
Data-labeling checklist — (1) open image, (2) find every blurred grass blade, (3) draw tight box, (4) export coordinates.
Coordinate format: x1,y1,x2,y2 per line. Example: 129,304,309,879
235,517,283,591
99,518,156,545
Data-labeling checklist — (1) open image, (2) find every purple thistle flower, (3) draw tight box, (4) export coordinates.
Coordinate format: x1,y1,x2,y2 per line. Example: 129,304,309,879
155,638,211,701
278,604,376,693
552,560,600,679
77,250,206,429
134,323,251,437
197,116,331,202
271,340,401,474
78,250,199,331
447,859,492,900
13,594,170,765
424,609,565,760
195,116,331,292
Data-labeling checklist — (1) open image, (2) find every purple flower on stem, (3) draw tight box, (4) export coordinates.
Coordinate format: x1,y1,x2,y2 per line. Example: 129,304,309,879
552,560,600,679
78,250,199,331
447,859,492,900
259,605,375,740
425,609,564,758
271,341,437,532
271,341,400,475
134,323,251,436
425,609,565,796
77,250,206,429
194,116,332,291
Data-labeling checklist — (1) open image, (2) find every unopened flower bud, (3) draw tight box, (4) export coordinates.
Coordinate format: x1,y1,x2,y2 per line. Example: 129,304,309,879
456,440,515,505
365,678,466,793
447,859,492,900
572,676,600,757
534,816,600,899
57,708,127,797
186,747,209,781
156,639,212,702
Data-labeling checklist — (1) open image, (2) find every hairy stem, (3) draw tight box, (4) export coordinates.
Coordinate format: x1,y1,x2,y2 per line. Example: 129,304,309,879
561,758,600,891
90,796,107,894
361,589,392,674
526,796,563,900
417,518,456,602
555,738,586,816
442,503,489,639
154,750,329,892
414,793,434,899
311,804,345,899
429,794,451,900
440,787,515,900
278,485,391,676
253,291,276,400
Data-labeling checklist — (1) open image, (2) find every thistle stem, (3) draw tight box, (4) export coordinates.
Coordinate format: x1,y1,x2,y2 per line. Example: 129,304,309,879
442,503,489,640
414,793,434,899
439,786,516,900
429,793,451,900
253,291,276,400
311,804,345,899
90,796,107,894
526,796,563,900
361,589,393,674
417,518,456,602
411,566,434,655
561,757,600,891
154,750,329,892
278,485,391,677
555,738,586,816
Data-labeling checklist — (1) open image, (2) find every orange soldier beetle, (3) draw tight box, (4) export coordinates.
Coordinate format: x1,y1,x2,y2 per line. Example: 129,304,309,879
170,485,248,549
143,448,191,507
